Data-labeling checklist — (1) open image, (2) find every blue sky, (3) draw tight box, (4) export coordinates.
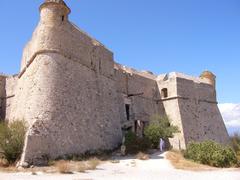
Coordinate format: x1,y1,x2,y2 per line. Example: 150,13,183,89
0,0,240,104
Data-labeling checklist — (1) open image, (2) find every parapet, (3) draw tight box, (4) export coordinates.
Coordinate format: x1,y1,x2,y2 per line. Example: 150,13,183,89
19,0,115,79
157,71,215,86
114,63,157,80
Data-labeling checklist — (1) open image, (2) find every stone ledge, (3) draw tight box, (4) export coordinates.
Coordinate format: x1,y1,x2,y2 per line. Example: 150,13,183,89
18,49,115,81
156,96,217,104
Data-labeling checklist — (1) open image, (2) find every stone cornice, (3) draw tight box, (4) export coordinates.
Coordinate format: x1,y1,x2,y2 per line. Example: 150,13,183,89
18,49,115,81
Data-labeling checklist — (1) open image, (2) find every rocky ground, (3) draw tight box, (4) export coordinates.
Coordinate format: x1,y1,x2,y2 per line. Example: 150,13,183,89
0,152,239,180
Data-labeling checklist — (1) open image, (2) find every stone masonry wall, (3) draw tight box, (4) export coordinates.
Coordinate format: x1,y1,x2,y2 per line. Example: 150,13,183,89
3,0,230,165
5,75,18,121
157,73,229,149
10,3,122,164
0,75,6,120
157,74,186,149
16,53,122,165
127,73,163,122
114,65,165,128
176,77,230,146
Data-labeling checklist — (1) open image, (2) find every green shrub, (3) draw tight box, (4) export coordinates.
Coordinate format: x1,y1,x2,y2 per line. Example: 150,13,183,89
184,141,238,167
231,133,240,154
230,133,240,164
0,120,27,163
124,131,151,154
144,115,179,148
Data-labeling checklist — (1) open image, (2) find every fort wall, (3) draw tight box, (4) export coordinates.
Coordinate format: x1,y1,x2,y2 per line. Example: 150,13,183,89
0,75,6,120
157,73,229,149
11,2,122,164
157,74,186,149
176,77,229,146
20,12,114,80
16,52,122,165
5,75,18,121
114,64,165,133
0,0,229,165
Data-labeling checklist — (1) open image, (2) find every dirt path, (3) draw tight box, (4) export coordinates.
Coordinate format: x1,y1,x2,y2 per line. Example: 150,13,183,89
0,152,239,180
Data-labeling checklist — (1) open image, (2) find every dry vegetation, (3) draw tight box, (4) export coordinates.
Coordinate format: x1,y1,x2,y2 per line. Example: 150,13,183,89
55,160,72,174
166,150,215,171
135,152,150,160
0,158,9,168
0,157,102,174
86,158,101,170
51,157,101,174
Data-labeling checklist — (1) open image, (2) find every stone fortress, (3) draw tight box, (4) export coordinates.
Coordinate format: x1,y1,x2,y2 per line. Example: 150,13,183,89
0,0,229,165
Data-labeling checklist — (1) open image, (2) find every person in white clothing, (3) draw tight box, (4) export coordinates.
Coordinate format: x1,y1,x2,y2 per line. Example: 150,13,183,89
159,138,165,152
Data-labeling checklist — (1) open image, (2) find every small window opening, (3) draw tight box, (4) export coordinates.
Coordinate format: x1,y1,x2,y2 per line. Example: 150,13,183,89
99,60,102,72
125,104,130,120
161,88,168,98
62,16,65,21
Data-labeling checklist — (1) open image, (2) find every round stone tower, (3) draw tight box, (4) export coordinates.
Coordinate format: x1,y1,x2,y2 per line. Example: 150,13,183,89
200,71,216,88
39,0,70,25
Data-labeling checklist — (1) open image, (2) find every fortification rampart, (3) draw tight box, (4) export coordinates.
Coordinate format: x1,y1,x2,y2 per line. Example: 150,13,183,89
4,75,18,121
0,75,6,120
0,0,229,166
114,64,165,128
20,12,114,79
157,72,229,149
10,1,122,165
0,75,6,98
15,51,122,165
176,76,229,146
157,74,184,149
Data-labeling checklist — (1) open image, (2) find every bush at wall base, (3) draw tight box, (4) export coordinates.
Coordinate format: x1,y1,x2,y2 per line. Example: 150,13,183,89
184,141,238,168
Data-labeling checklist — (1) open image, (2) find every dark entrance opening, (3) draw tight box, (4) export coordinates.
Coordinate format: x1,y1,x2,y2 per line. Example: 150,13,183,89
125,104,130,120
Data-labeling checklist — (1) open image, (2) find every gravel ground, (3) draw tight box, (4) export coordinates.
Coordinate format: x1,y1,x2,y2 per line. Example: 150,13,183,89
0,152,239,180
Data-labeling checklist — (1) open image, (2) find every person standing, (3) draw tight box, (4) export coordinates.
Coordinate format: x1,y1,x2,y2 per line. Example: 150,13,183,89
159,138,165,152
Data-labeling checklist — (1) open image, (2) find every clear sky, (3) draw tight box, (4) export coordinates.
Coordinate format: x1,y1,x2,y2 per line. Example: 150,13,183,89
0,0,240,103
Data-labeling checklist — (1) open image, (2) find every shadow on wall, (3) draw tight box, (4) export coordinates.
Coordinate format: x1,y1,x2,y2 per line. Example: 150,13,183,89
0,76,6,120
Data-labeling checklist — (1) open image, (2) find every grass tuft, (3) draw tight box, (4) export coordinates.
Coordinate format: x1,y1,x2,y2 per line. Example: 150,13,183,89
136,152,150,160
0,158,9,167
166,150,215,171
76,163,87,173
86,157,101,170
55,160,72,174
